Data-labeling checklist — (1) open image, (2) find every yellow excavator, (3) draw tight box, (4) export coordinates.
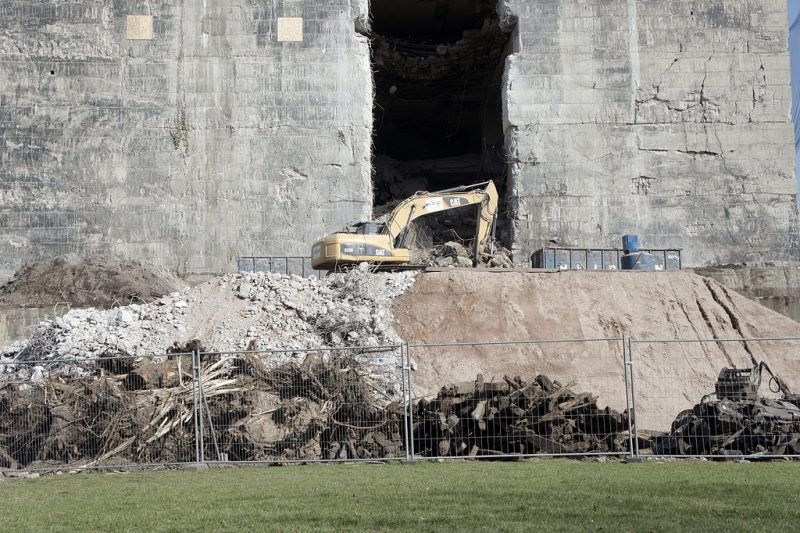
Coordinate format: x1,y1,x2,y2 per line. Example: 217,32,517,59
311,181,499,270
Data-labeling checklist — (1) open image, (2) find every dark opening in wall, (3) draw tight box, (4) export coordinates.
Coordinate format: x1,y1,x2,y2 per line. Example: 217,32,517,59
370,0,514,248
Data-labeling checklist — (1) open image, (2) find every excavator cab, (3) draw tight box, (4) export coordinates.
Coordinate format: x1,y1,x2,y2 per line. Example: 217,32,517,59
348,222,385,235
311,181,498,271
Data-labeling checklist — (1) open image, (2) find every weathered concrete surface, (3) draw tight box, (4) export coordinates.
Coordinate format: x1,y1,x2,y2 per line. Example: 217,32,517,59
501,0,800,267
1,0,798,277
0,0,372,280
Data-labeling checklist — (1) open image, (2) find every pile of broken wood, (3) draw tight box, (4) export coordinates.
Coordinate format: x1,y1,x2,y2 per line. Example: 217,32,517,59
33,356,800,466
652,397,800,456
0,350,200,469
412,374,630,457
0,344,406,469
212,352,405,462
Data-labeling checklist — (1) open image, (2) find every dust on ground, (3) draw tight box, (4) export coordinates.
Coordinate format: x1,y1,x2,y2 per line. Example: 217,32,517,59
0,255,187,308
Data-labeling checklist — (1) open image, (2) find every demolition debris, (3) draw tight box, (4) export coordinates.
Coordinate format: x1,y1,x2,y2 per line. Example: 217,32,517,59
653,397,800,456
5,358,800,470
0,265,416,386
0,354,406,468
412,374,630,457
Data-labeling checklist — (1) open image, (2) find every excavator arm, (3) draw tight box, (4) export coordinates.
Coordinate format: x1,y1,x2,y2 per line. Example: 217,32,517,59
385,181,499,257
311,180,499,270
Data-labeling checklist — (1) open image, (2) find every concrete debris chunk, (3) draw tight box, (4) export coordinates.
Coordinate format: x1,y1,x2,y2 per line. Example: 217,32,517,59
0,267,417,392
419,239,513,269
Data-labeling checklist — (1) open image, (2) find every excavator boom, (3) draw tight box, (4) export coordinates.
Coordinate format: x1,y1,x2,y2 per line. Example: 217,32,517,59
311,181,499,270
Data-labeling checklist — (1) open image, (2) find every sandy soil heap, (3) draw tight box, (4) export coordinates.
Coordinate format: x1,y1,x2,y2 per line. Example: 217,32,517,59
393,270,800,431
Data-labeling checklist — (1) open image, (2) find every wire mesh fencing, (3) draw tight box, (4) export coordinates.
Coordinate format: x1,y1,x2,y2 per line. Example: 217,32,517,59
5,335,800,471
237,256,325,279
629,337,800,458
0,351,198,471
194,344,408,464
405,338,634,459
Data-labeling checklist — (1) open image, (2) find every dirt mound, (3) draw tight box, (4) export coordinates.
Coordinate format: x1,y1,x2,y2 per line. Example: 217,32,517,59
392,270,800,431
0,255,186,308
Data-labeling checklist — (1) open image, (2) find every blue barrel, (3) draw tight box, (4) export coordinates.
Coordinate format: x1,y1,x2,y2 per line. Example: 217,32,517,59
622,234,640,254
621,251,657,271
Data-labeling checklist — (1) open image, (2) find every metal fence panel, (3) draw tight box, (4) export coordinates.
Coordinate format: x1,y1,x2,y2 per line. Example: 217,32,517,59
630,337,800,458
0,352,198,471
406,338,632,459
237,256,325,279
195,345,408,464
6,335,800,470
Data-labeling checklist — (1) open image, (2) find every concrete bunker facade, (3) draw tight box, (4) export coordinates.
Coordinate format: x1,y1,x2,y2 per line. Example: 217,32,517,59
0,0,797,280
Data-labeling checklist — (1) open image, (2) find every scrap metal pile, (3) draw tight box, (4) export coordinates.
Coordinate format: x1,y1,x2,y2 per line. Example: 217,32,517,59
652,364,800,456
653,397,800,456
412,375,631,457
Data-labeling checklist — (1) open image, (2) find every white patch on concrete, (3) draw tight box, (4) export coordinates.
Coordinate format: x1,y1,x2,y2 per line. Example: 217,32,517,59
277,17,303,42
126,16,154,40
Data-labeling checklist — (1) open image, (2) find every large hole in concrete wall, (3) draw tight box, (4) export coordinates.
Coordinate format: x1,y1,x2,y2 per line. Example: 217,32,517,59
370,0,514,250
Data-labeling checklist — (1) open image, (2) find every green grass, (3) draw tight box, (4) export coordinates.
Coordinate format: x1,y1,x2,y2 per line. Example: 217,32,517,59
1,460,799,532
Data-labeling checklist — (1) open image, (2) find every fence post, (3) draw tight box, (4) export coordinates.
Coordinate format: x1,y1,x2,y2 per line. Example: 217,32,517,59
627,338,640,458
406,343,416,461
191,349,202,465
198,355,221,462
400,344,411,461
195,349,205,465
622,336,635,459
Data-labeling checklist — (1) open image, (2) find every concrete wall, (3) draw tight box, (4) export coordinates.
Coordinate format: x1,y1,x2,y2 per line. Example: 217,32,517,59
502,0,800,266
1,0,799,277
0,0,373,280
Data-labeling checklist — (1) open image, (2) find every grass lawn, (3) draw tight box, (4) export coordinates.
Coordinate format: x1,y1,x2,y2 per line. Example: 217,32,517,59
1,460,799,532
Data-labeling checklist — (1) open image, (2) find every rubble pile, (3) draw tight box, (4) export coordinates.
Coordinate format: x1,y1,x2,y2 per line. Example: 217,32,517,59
653,398,800,456
412,374,630,457
414,241,513,269
418,241,474,268
0,265,416,384
0,354,406,468
221,354,406,461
